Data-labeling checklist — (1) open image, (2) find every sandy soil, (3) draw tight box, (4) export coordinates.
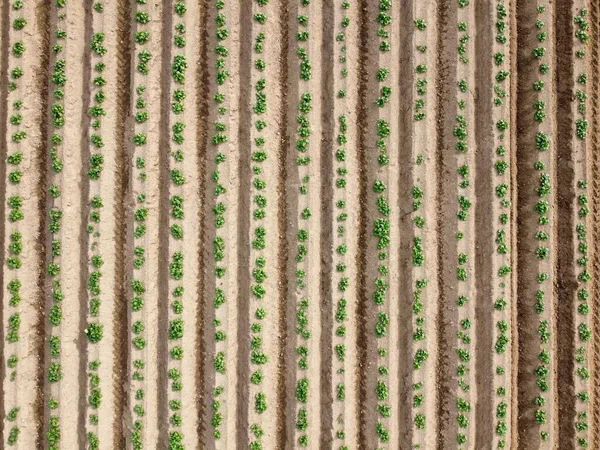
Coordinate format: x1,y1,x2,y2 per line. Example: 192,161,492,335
0,1,598,449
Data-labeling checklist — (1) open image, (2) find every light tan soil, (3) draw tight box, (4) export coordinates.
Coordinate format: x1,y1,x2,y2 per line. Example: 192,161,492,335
0,1,599,449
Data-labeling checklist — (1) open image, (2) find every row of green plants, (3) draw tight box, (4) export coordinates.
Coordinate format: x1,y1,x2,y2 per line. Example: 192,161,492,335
130,0,153,446
167,2,188,448
294,0,314,446
210,0,229,444
531,4,551,442
492,1,511,448
46,2,69,447
453,4,474,446
211,0,229,439
372,0,392,444
410,14,431,437
4,0,29,445
333,0,351,447
573,7,591,448
84,3,109,448
248,1,270,448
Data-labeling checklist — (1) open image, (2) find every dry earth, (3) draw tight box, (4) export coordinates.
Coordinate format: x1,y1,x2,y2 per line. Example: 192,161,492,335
0,0,598,449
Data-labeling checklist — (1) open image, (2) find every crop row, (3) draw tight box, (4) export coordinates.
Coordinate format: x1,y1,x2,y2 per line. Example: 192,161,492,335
332,0,353,447
531,4,553,442
4,0,30,445
410,10,433,440
84,2,112,448
492,1,512,448
248,0,270,448
453,2,476,445
293,0,316,446
45,1,70,447
371,0,393,444
209,0,231,445
572,7,591,448
167,1,189,448
130,0,154,446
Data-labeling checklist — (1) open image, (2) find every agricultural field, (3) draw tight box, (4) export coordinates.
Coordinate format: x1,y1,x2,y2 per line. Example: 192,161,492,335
1,0,600,449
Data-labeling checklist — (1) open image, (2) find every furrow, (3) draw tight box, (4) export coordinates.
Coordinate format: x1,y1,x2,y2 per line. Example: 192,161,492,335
194,0,209,443
554,0,582,448
112,0,132,446
275,0,290,445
